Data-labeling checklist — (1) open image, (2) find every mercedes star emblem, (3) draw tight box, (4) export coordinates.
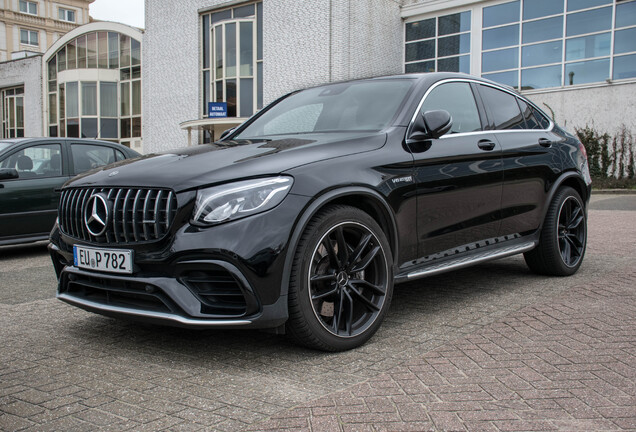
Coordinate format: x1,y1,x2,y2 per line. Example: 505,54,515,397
84,194,110,237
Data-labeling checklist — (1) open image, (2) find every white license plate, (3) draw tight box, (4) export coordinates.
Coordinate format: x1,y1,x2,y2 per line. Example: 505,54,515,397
73,245,133,274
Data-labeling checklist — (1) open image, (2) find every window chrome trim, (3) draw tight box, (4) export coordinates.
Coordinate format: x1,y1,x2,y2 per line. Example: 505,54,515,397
407,77,554,139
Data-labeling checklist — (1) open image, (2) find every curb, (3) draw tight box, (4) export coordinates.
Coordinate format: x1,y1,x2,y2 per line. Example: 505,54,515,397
592,189,636,195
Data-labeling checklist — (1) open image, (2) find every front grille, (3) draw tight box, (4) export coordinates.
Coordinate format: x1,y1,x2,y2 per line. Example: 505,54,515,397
182,269,248,315
59,187,178,244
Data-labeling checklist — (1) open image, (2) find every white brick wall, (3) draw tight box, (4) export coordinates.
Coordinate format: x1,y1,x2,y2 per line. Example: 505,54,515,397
0,55,44,137
143,0,403,153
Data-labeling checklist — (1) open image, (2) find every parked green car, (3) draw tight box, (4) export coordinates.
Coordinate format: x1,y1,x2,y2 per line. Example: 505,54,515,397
0,138,139,246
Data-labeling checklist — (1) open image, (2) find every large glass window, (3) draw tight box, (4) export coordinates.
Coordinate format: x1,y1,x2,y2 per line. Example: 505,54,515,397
408,0,636,90
46,31,141,145
1,87,25,138
405,11,471,74
201,1,263,140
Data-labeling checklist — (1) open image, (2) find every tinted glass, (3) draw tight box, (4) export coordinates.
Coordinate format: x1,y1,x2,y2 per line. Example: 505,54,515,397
439,11,470,35
483,25,519,50
81,118,98,138
421,82,481,134
482,70,519,88
567,0,611,12
71,144,116,174
438,34,470,56
482,47,519,72
566,7,612,36
522,41,562,67
406,18,435,41
479,85,524,130
236,80,414,138
565,33,611,61
438,55,470,73
517,99,541,130
614,28,636,55
616,1,636,28
522,17,563,44
406,40,435,62
565,58,610,85
614,54,636,80
521,65,562,89
483,0,520,28
523,0,563,20
532,107,551,129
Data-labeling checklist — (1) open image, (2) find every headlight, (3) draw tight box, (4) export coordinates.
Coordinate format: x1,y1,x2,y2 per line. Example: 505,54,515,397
192,176,293,225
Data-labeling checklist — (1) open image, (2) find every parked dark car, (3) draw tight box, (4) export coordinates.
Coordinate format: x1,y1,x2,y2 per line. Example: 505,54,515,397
49,73,591,351
0,138,139,246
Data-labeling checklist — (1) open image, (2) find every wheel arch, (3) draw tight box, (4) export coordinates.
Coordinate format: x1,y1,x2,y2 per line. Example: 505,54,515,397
539,171,590,231
281,187,399,298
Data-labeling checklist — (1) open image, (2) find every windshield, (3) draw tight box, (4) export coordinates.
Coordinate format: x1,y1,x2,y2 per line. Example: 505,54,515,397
235,79,414,139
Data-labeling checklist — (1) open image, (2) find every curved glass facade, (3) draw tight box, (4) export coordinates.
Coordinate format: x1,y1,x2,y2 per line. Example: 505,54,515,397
47,30,141,146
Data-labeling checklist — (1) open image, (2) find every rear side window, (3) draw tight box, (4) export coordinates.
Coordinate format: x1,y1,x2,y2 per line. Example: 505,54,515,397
531,106,551,129
479,85,525,130
420,82,482,134
517,99,541,130
71,144,117,175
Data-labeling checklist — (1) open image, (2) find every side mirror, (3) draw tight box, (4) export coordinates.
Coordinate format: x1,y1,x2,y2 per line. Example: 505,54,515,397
0,168,19,180
219,127,236,141
407,110,453,142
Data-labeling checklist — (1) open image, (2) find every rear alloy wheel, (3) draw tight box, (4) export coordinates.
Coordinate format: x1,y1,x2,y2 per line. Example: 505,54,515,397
525,186,587,276
286,206,393,351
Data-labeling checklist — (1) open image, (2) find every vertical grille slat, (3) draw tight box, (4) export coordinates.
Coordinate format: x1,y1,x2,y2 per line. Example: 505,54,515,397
58,187,177,244
153,190,163,239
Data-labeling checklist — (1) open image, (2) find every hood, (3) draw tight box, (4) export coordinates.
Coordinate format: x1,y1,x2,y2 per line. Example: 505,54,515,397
66,132,387,192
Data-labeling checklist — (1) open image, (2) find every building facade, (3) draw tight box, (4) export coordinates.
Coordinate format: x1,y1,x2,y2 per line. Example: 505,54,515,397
42,22,143,151
143,0,636,154
0,0,93,61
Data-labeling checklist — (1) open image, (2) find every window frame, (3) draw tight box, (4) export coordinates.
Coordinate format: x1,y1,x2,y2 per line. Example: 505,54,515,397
407,78,554,140
19,0,37,15
58,7,77,23
20,29,39,47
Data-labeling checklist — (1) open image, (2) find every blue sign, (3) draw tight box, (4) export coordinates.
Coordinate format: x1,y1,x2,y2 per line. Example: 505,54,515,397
208,102,228,118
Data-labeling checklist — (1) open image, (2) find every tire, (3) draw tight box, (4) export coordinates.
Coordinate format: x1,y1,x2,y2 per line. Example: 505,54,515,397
524,186,587,276
286,205,394,351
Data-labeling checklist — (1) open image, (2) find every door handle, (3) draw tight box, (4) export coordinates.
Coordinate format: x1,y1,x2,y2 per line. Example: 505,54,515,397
538,138,552,148
478,139,496,151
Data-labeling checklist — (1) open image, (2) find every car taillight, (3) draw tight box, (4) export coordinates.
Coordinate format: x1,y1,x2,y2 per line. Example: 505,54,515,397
577,140,588,160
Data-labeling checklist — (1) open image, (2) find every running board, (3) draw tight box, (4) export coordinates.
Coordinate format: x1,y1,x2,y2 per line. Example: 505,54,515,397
400,240,536,281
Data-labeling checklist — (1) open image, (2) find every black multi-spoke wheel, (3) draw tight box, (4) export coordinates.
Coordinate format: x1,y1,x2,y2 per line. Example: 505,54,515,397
525,186,587,276
287,206,393,351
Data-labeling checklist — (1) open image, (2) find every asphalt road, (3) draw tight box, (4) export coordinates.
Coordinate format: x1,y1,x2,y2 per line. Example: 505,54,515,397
0,193,634,431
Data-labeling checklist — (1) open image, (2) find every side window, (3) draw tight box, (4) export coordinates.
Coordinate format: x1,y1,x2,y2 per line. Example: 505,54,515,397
479,85,525,130
517,99,541,130
115,150,126,161
420,82,481,134
531,106,551,129
71,144,117,175
0,144,62,179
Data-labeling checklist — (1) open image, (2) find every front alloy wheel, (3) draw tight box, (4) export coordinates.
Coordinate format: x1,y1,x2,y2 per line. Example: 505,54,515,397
287,206,393,351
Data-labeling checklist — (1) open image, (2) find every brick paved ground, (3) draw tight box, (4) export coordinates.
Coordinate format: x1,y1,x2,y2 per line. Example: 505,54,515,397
0,196,635,431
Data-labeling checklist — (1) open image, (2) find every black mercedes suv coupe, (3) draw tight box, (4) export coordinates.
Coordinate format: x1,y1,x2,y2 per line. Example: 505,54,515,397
49,73,591,351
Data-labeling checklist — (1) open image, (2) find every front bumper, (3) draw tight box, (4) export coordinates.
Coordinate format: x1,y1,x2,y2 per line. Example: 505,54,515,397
49,193,311,329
